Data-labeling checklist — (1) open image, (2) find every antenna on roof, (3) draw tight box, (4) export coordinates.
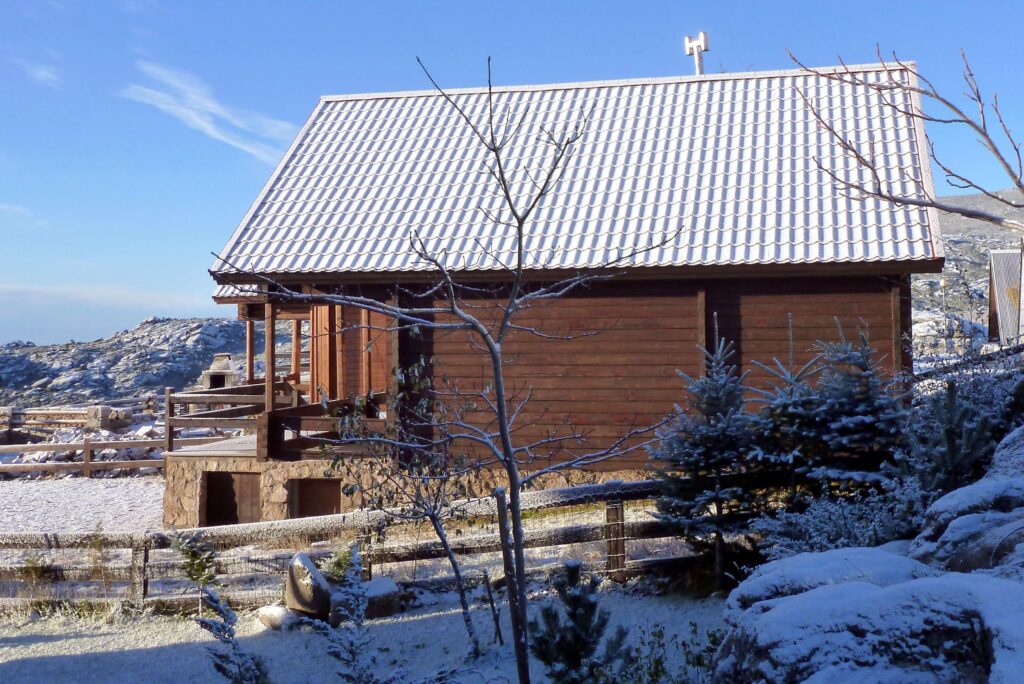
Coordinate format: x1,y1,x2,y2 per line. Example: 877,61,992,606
685,32,710,75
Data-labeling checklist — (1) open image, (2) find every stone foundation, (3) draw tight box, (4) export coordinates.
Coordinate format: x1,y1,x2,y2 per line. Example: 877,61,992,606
163,455,649,528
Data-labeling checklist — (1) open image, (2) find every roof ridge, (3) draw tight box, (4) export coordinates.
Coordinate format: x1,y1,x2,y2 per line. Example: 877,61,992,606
320,61,915,104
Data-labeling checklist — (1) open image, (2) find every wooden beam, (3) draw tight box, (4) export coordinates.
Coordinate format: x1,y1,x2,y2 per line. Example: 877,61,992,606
891,277,903,375
265,302,277,412
245,319,255,384
291,319,302,380
696,286,707,376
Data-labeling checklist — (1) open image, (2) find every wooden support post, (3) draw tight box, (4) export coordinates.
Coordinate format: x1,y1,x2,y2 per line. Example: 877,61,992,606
164,387,175,453
128,536,150,610
359,528,373,580
291,319,302,379
265,303,277,411
696,286,707,376
82,437,93,478
605,499,626,575
245,319,255,384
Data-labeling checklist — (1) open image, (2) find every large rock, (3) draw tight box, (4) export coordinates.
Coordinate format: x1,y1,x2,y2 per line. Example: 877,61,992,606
717,548,1024,683
909,426,1024,578
726,547,940,617
284,552,334,621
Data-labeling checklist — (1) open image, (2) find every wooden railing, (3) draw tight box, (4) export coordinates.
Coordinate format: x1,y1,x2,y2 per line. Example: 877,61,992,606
0,480,675,611
164,382,303,452
256,398,384,461
0,437,227,476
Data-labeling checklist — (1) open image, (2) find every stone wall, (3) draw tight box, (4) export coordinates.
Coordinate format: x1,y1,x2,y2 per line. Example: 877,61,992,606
163,455,649,528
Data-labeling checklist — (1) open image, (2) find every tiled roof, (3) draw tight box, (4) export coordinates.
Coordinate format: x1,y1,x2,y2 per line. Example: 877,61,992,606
212,63,943,279
989,249,1021,345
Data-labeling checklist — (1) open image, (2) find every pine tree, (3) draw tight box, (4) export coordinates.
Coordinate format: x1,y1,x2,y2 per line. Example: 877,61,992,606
652,334,754,591
813,325,908,478
196,587,269,684
907,379,996,494
751,353,828,498
529,560,629,684
172,531,219,616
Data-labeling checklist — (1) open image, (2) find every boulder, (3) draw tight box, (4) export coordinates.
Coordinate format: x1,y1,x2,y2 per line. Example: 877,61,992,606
717,549,1024,683
363,577,401,619
284,552,334,621
726,547,939,618
909,426,1024,577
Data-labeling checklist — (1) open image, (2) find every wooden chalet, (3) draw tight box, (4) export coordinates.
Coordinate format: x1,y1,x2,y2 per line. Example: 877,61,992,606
163,63,944,527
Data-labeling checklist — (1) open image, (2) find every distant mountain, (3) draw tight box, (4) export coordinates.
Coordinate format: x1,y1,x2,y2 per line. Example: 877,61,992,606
0,317,248,407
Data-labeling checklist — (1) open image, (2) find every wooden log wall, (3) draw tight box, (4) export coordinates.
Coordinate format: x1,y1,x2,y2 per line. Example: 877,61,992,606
414,276,907,471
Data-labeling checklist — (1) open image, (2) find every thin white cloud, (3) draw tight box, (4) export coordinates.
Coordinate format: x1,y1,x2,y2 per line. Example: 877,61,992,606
0,283,208,311
12,58,61,87
120,61,296,163
0,203,31,215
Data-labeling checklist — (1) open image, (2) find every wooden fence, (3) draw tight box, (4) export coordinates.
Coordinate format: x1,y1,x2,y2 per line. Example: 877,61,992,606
0,480,673,611
0,395,158,434
0,436,226,477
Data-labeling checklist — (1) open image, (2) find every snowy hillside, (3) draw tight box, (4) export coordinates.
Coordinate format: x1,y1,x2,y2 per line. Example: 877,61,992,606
912,190,1024,354
0,317,249,407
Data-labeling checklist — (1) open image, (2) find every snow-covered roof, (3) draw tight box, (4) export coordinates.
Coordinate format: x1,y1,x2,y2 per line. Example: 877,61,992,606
212,62,943,280
989,249,1022,345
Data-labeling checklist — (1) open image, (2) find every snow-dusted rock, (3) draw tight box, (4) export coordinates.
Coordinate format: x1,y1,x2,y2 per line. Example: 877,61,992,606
257,604,301,631
910,427,1024,576
284,552,334,621
717,572,1024,683
725,547,940,618
362,577,401,618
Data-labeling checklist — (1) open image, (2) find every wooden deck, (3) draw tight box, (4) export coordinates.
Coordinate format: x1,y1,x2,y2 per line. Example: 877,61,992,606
169,434,257,458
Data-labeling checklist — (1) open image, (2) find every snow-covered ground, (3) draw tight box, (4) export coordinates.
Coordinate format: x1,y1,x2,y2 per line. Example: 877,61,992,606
0,585,725,683
0,476,164,533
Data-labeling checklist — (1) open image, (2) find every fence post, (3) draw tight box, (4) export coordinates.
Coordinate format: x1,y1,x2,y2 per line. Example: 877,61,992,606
605,499,626,575
358,528,373,580
164,387,175,453
82,437,93,478
128,535,150,610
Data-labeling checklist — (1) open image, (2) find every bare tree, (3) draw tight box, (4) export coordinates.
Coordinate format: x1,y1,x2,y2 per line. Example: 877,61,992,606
219,59,676,683
790,47,1024,231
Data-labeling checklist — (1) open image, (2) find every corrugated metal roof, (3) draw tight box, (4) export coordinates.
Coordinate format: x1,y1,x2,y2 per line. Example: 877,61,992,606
990,249,1021,345
212,63,943,279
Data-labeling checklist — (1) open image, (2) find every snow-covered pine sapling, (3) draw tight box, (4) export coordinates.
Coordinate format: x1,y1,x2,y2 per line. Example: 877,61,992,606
195,587,269,684
907,379,997,494
529,560,629,684
298,544,408,684
750,316,827,498
652,333,755,591
171,530,219,616
812,323,908,479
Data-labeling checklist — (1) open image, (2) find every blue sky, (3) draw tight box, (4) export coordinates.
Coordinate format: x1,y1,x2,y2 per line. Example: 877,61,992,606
1,1,1022,344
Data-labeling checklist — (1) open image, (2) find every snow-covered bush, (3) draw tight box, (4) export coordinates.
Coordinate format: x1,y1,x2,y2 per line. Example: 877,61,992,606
529,560,629,684
652,336,758,589
196,587,269,684
751,477,930,560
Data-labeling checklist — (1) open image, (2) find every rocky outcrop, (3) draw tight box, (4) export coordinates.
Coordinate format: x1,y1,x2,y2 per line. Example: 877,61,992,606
0,317,250,407
717,565,1024,683
910,425,1024,580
